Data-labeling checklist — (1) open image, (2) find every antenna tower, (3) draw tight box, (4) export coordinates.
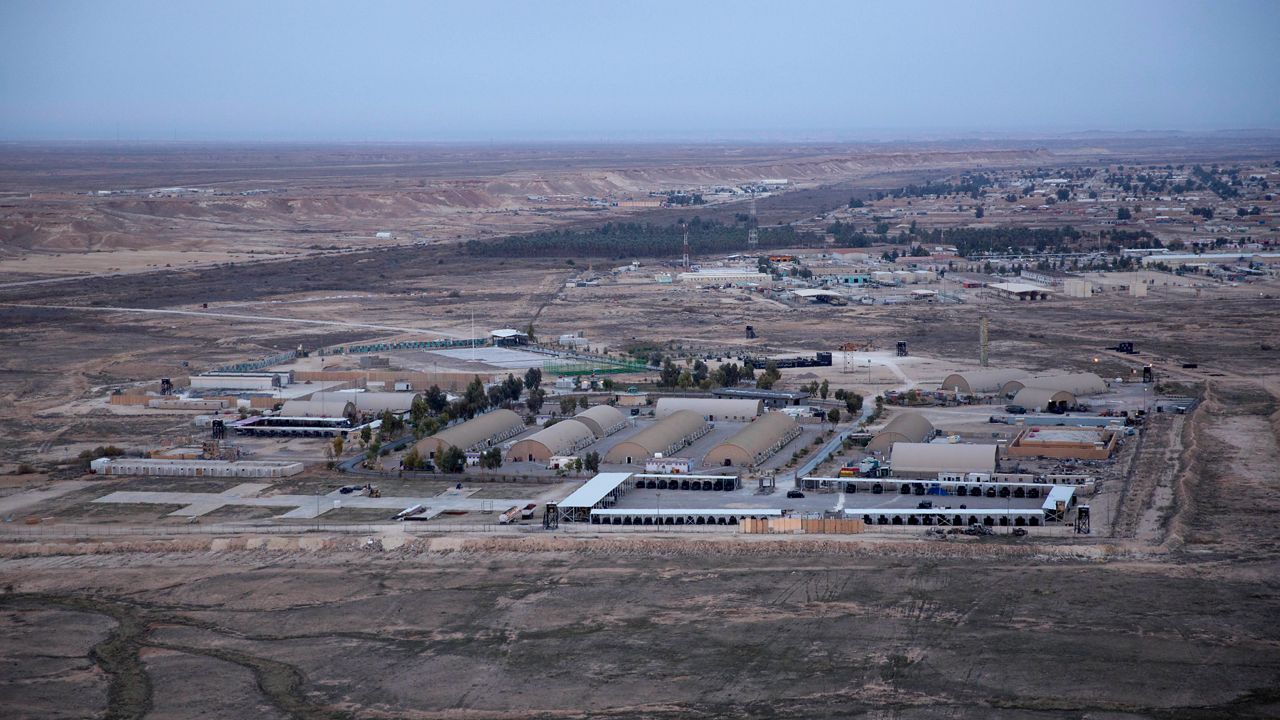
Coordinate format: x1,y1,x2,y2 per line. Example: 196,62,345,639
747,192,759,248
979,315,990,367
681,222,690,269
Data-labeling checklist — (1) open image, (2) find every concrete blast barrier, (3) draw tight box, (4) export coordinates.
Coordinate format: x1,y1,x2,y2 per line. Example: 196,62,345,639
740,517,865,535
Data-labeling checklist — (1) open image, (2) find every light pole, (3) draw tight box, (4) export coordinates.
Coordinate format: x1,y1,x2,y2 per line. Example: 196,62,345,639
656,492,661,529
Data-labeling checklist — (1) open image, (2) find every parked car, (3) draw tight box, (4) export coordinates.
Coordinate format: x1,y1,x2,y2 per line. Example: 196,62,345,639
1005,405,1027,414
786,490,805,499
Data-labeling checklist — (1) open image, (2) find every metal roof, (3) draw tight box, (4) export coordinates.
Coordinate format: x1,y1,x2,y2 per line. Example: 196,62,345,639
843,508,1044,516
1004,372,1107,397
415,408,524,454
572,404,628,437
889,443,998,475
307,391,417,414
1042,485,1076,511
558,472,633,509
867,411,934,452
592,508,782,517
712,387,810,401
705,412,799,460
1010,387,1076,411
509,419,595,456
939,369,1026,394
604,410,710,462
989,282,1053,294
655,397,762,419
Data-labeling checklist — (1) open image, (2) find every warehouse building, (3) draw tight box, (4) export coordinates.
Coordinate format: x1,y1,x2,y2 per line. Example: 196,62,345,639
274,397,357,420
654,397,762,422
1000,372,1107,397
938,369,1027,396
1009,387,1076,413
507,419,597,463
604,410,711,465
704,412,801,467
712,387,810,408
572,404,628,437
866,412,935,454
89,458,304,478
304,391,419,415
414,409,525,461
889,442,998,478
988,282,1052,300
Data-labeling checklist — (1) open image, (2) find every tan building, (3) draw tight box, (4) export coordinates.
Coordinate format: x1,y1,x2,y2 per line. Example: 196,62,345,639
572,404,628,437
654,397,762,422
704,412,800,468
1009,387,1076,412
604,410,711,465
1006,427,1118,460
507,419,596,463
1000,373,1107,397
938,369,1026,396
279,398,356,418
414,409,525,461
889,442,998,478
866,412,935,454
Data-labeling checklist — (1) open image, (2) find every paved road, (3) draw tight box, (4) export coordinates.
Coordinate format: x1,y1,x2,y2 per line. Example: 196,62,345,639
94,482,533,521
0,302,461,338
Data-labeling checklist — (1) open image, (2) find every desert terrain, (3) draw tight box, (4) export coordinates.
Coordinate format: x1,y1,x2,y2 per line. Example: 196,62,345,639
1,140,1279,718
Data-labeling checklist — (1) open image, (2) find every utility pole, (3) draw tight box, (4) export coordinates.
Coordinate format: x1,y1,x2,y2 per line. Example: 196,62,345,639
979,315,990,367
681,222,690,270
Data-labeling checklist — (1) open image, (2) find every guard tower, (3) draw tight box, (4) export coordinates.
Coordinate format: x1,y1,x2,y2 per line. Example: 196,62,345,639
543,502,559,530
1074,504,1091,534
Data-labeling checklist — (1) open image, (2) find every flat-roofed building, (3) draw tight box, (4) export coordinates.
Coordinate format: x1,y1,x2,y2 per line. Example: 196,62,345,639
1006,426,1118,460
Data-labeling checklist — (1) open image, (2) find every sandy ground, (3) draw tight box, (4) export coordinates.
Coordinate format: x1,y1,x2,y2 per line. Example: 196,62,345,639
2,142,1280,717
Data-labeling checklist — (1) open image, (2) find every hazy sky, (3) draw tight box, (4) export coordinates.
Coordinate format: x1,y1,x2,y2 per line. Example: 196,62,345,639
2,0,1278,141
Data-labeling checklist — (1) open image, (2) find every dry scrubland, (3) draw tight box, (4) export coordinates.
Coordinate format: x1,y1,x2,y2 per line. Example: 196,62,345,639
1,141,1279,718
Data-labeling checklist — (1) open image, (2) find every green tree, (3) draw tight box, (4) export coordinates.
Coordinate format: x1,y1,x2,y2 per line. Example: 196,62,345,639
402,447,424,470
526,388,545,414
424,385,448,414
677,370,694,388
584,451,600,474
659,358,681,387
578,395,589,409
974,206,984,219
410,395,429,424
844,391,864,416
439,446,467,473
692,360,709,384
572,457,584,475
827,407,841,426
360,424,372,447
559,395,577,415
1117,207,1131,221
819,379,829,400
332,436,344,457
524,367,543,392
479,447,503,470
